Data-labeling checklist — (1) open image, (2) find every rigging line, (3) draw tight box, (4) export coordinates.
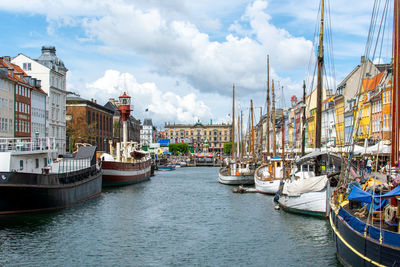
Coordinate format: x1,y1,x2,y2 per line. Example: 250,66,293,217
343,0,382,184
372,0,389,62
306,0,322,93
376,0,390,63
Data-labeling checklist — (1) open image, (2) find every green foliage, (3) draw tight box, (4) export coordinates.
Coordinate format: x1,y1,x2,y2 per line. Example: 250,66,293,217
224,142,232,154
169,143,189,155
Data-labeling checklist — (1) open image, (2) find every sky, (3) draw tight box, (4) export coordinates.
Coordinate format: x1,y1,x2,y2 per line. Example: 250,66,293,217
0,0,391,128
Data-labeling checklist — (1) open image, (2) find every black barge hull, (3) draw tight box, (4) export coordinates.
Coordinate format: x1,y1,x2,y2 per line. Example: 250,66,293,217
330,207,400,267
0,167,102,215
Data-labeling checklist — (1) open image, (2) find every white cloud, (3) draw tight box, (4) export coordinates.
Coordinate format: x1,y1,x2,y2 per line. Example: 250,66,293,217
83,70,212,125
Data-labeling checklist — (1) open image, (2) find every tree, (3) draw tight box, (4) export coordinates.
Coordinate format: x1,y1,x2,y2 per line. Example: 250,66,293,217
224,142,232,154
67,118,96,152
168,143,189,155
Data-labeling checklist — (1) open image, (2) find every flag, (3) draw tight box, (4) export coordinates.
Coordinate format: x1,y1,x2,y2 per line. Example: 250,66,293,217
145,108,149,112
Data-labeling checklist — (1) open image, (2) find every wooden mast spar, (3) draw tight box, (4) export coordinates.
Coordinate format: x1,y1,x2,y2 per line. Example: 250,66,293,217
272,80,276,157
266,55,270,157
232,84,236,175
315,0,324,150
392,0,400,167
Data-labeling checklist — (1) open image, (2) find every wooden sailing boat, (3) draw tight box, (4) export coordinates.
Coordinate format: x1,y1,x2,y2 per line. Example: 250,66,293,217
254,59,287,194
329,1,400,265
219,85,254,185
276,0,342,217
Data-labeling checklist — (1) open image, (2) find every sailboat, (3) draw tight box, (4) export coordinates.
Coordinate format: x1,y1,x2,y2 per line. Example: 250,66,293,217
219,85,255,185
329,1,400,265
276,0,342,217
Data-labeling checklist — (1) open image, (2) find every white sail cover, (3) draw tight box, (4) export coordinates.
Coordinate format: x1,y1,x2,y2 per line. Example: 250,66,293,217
282,175,328,196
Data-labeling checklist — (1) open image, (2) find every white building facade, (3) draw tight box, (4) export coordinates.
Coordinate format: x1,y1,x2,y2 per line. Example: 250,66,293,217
31,85,47,139
140,119,154,147
12,47,68,155
0,65,14,138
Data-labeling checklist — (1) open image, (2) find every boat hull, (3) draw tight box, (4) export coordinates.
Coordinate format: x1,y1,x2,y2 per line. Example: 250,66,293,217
278,190,328,218
102,159,151,187
254,178,280,194
330,206,400,266
0,168,102,215
218,167,254,185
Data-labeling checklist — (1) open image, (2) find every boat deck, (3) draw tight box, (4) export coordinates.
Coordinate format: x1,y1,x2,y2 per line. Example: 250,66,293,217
342,202,398,232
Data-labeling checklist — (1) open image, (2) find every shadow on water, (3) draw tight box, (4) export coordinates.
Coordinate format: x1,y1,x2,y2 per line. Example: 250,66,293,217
0,195,103,231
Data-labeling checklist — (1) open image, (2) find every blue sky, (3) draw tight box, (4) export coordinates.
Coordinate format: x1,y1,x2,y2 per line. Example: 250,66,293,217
0,0,392,128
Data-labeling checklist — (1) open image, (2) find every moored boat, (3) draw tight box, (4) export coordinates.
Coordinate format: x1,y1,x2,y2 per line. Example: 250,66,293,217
218,165,254,185
158,164,175,171
277,151,341,218
101,92,151,187
0,138,102,215
254,157,286,194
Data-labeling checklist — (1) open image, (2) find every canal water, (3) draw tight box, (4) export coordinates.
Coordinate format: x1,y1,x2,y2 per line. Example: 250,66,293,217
0,167,339,266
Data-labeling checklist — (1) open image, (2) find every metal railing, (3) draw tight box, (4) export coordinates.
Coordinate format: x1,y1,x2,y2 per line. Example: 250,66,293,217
0,137,56,152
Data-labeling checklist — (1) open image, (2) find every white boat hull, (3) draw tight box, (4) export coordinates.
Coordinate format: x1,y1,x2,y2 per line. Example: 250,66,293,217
218,168,254,185
254,178,280,194
278,190,327,217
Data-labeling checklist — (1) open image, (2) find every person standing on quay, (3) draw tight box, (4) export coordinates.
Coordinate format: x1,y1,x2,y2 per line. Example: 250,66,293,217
366,157,372,174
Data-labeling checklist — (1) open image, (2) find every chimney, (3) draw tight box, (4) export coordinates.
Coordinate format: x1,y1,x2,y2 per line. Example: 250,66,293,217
94,100,97,104
361,56,365,64
91,98,93,102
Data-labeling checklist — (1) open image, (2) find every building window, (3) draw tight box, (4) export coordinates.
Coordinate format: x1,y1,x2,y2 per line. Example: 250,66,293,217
19,160,23,170
23,63,31,71
35,158,39,168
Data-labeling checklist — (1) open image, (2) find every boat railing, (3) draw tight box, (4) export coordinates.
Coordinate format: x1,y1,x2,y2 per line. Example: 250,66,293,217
50,157,91,174
0,137,56,152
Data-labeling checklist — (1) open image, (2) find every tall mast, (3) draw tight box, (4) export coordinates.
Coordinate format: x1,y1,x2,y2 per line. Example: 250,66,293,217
259,107,263,162
237,113,241,163
251,100,255,161
302,81,306,156
392,0,400,167
272,80,276,157
266,55,270,157
315,0,324,149
248,108,251,160
232,84,236,165
241,111,244,161
282,113,285,178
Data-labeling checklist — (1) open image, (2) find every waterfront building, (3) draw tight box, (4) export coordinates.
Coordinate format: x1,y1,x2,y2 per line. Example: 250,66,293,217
382,72,393,140
104,98,141,143
344,98,356,146
66,95,113,152
12,46,68,154
1,58,35,138
307,108,316,148
140,119,156,147
287,107,296,149
165,121,231,154
294,103,303,149
0,59,14,138
334,57,382,147
355,72,385,144
321,95,336,147
370,83,383,141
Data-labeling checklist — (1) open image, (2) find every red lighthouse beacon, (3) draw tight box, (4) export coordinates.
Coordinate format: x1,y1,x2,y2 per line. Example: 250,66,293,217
118,92,131,160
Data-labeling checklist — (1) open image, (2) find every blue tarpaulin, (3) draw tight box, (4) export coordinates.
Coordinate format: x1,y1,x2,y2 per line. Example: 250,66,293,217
347,185,400,203
347,186,373,202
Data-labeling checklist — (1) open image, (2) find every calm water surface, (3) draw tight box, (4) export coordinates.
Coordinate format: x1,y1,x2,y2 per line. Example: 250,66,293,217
0,167,339,266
